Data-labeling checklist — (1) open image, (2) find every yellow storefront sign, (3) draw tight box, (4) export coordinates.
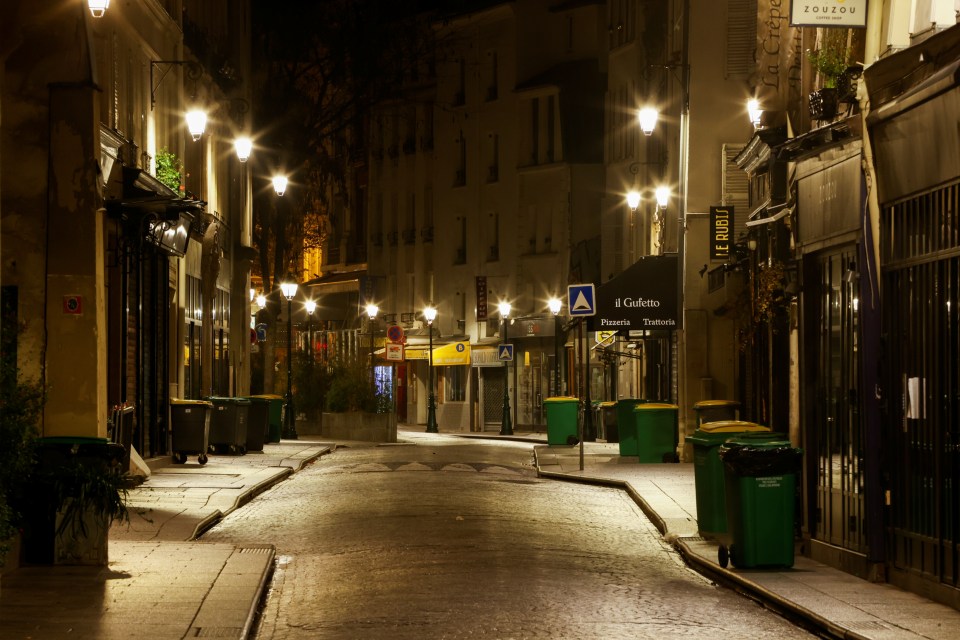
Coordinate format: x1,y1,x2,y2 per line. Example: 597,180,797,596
432,341,471,365
402,341,471,364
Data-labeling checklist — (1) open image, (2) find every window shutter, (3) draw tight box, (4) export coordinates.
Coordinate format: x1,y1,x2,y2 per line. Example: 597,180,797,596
726,0,757,80
722,144,749,243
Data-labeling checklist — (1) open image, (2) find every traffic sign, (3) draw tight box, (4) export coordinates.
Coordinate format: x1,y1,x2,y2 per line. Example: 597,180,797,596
567,283,596,316
386,324,404,343
385,343,404,361
596,330,617,346
498,344,514,361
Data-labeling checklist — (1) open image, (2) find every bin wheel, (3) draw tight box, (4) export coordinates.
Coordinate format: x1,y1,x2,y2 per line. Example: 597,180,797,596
172,452,187,464
238,446,247,455
718,545,729,568
566,435,579,446
208,444,217,454
228,444,239,455
198,453,208,465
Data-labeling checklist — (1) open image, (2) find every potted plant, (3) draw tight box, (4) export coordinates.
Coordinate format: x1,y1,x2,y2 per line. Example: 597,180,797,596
319,355,396,442
0,360,43,573
807,37,849,120
20,439,130,565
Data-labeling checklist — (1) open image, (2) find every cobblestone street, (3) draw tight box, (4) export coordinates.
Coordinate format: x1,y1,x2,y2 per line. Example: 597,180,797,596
202,436,814,639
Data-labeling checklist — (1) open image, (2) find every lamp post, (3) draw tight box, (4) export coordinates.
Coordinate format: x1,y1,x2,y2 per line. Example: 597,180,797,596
499,301,513,435
548,298,562,396
423,305,438,433
365,303,379,385
280,275,298,439
305,299,316,362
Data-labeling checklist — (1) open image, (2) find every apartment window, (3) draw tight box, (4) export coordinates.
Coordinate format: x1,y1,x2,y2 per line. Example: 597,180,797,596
420,104,435,150
487,211,500,262
404,193,416,244
454,58,466,105
486,133,500,182
455,216,467,264
422,186,434,242
531,98,540,165
485,51,499,101
546,95,556,163
454,133,467,186
609,0,635,50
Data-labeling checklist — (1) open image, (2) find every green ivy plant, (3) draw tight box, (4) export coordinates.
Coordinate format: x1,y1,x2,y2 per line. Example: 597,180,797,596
807,31,850,89
155,148,184,193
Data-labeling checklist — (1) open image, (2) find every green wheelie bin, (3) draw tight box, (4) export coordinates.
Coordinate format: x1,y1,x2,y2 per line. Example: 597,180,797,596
170,399,212,464
616,398,647,456
544,397,579,445
207,396,251,455
717,435,803,569
247,394,284,443
685,421,774,535
633,403,680,463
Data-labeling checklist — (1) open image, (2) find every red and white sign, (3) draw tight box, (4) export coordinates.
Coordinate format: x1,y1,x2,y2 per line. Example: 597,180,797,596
62,295,83,315
386,324,404,343
385,342,404,361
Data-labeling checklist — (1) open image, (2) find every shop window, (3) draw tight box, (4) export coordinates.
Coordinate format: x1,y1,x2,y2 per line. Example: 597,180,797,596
444,365,467,402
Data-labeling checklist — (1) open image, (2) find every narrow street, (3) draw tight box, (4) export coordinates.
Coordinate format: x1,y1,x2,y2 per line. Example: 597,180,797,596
201,434,815,639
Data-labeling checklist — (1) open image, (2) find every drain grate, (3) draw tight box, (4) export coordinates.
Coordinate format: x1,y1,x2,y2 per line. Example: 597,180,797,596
237,545,273,554
194,627,244,637
838,620,891,632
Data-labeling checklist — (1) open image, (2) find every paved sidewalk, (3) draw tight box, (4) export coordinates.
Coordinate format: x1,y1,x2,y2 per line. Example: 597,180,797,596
6,430,960,639
0,439,332,640
529,437,960,640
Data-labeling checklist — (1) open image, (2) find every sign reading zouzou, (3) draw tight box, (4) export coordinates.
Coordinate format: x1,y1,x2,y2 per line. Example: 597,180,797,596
790,0,867,28
592,255,681,331
710,206,733,261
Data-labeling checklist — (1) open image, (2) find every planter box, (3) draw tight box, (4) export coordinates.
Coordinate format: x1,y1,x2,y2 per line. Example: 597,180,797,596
317,412,397,443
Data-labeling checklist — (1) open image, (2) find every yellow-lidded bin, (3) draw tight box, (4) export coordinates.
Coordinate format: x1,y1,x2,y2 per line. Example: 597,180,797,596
633,403,679,463
692,400,740,427
686,421,777,534
544,397,579,445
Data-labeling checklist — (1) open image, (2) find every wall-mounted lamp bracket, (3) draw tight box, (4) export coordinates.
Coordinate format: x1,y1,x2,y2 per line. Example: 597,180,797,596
150,60,203,110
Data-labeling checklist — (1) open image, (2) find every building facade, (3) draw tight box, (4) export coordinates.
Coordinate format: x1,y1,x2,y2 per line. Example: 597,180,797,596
1,0,253,459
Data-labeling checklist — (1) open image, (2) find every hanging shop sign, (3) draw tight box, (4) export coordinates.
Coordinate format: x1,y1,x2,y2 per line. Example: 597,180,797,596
592,255,681,331
710,206,733,261
790,0,867,28
476,276,488,321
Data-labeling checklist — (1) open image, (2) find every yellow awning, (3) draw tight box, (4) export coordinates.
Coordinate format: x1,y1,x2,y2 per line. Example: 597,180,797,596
432,341,471,366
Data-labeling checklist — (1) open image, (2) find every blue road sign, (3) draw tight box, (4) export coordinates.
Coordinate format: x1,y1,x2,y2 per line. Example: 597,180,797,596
498,344,514,361
567,283,596,317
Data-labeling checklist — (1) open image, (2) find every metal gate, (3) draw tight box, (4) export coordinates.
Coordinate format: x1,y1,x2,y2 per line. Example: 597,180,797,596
809,248,865,552
882,181,960,588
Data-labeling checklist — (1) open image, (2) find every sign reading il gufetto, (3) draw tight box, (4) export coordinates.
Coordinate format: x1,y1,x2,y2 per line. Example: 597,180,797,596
592,254,681,331
790,0,868,28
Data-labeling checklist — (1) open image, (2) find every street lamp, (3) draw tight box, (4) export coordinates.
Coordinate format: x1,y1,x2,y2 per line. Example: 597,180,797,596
234,137,253,162
423,305,438,433
499,301,513,435
747,99,763,129
88,0,110,18
280,274,298,439
638,106,659,136
305,299,317,362
272,175,288,197
548,298,562,396
185,109,207,141
365,303,379,385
